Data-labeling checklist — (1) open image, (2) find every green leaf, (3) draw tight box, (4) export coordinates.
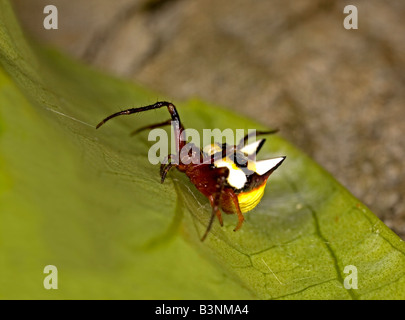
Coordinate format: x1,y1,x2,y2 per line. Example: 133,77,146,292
1,0,404,299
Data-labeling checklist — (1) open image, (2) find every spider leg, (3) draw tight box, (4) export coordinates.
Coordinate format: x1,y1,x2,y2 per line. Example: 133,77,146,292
96,101,183,128
96,101,186,156
160,154,176,183
236,129,279,150
130,118,172,136
228,189,244,232
160,163,175,183
200,168,228,241
208,195,223,226
201,191,222,242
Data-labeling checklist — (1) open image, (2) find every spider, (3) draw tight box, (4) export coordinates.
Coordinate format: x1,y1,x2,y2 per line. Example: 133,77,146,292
96,101,286,241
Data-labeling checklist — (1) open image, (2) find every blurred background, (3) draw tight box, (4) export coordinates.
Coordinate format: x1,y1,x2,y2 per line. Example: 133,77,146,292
11,0,405,239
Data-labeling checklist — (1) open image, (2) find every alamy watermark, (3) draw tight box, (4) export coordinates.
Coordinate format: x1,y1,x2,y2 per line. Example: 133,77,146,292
147,124,261,167
43,5,58,30
42,4,359,31
343,5,358,30
343,265,358,289
43,265,58,289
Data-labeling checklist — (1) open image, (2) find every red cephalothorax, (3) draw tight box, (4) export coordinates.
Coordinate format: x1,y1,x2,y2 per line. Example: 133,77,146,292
97,101,285,241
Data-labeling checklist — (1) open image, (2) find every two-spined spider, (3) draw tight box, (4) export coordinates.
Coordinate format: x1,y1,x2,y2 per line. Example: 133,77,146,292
96,101,285,241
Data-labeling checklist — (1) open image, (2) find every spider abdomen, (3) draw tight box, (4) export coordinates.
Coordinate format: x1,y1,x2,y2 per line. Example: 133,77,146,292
236,184,267,213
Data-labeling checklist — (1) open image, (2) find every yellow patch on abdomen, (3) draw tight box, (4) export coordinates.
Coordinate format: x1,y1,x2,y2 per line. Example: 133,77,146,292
237,183,267,213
